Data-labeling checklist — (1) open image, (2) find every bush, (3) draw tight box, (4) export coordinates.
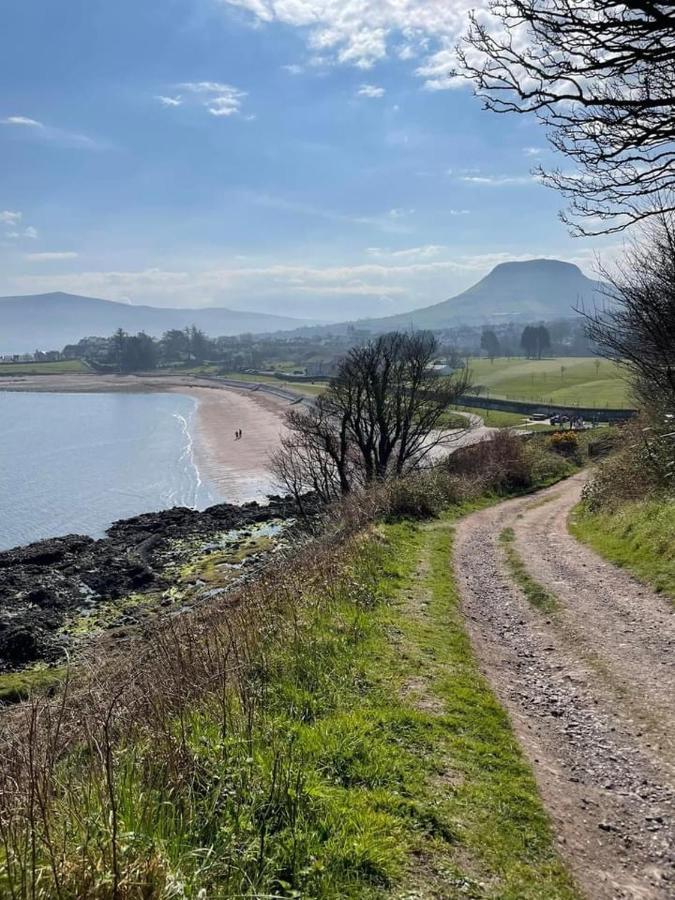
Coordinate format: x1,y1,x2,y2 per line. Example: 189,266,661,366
581,417,674,512
447,430,535,493
549,431,579,456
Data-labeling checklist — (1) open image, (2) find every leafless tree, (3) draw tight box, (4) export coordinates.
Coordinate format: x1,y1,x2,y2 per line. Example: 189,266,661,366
460,1,675,234
271,332,470,501
581,214,675,411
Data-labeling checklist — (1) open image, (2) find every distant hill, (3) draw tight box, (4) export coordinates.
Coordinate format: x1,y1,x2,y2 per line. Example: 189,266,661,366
356,259,607,332
0,292,313,354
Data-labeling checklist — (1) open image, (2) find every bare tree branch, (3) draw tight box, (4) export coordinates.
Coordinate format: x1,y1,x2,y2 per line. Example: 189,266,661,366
459,1,675,234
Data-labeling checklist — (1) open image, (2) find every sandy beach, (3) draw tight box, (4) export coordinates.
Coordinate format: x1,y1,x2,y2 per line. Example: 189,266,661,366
0,374,292,505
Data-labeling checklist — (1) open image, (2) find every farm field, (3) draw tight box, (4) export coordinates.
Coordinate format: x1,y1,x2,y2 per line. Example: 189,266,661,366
0,359,88,375
466,357,632,408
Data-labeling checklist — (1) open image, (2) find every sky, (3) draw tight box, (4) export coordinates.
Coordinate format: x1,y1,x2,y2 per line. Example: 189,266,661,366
0,0,619,322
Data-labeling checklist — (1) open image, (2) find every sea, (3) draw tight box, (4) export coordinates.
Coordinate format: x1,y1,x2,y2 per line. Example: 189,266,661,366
0,391,221,551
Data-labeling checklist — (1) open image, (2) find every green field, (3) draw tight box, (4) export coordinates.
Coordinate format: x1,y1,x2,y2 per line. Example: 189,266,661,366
0,359,88,375
466,357,631,408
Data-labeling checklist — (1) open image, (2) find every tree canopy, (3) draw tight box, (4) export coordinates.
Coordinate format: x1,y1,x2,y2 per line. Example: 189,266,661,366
271,332,470,507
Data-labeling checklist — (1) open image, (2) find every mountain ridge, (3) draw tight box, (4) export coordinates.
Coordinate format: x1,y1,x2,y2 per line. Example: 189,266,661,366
0,292,314,354
354,259,606,331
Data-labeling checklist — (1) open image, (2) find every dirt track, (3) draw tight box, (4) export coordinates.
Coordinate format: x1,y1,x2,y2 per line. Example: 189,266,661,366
455,473,674,899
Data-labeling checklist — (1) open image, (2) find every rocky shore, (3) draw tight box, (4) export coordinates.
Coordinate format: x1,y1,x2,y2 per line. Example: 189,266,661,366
0,497,300,674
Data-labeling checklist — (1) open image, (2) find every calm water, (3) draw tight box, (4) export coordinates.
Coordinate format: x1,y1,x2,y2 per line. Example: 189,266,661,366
0,392,221,551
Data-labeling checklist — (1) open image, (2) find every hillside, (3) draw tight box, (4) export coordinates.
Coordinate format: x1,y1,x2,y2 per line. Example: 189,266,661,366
358,259,607,331
0,292,312,353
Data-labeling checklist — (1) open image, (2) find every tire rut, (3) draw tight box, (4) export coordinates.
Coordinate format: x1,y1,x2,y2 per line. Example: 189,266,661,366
454,477,675,899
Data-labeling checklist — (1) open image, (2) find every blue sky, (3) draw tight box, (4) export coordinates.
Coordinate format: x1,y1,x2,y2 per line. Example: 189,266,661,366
0,0,617,321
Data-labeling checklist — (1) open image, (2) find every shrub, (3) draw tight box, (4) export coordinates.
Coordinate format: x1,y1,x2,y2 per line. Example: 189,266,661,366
549,431,579,456
447,430,534,493
581,417,674,512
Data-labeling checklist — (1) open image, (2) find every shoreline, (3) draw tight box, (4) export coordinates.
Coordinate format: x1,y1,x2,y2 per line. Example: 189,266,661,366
0,373,291,510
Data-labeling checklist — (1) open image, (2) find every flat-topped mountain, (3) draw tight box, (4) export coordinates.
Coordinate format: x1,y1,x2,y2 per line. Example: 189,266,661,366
0,292,312,353
358,259,606,331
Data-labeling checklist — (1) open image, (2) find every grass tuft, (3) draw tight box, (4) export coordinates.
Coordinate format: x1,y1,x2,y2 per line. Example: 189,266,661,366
499,528,558,613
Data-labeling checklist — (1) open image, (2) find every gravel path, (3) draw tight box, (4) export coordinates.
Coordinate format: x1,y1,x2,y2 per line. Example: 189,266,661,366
454,474,674,899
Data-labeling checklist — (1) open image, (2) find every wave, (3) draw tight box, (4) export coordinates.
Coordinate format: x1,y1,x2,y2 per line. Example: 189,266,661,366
172,407,204,509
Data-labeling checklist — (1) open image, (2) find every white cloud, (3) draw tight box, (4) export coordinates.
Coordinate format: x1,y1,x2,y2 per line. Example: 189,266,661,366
461,174,539,187
0,210,22,226
367,245,445,261
157,95,183,107
1,116,103,149
357,84,385,99
282,64,304,75
524,146,543,157
24,251,78,262
0,211,38,240
8,245,606,318
1,116,44,128
219,0,482,82
178,81,247,117
7,227,39,240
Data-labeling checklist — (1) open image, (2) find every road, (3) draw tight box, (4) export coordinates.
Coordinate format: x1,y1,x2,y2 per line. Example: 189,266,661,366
454,473,674,899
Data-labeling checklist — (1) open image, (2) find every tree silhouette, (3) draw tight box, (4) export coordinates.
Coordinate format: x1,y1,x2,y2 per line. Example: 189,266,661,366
460,1,675,234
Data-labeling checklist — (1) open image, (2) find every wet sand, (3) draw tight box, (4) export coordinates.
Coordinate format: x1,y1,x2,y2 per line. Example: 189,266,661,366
175,385,288,504
0,374,291,504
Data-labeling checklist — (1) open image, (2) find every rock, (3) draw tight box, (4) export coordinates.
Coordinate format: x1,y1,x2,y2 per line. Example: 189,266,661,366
0,493,307,671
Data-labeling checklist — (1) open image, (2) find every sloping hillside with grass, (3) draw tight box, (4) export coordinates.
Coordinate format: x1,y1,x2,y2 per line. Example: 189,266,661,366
0,434,582,899
468,357,630,408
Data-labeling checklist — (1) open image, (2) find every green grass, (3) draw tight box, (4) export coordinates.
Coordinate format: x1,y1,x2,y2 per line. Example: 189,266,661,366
0,499,578,898
0,665,67,704
0,359,88,375
499,528,558,613
569,498,675,601
467,357,631,408
453,404,530,428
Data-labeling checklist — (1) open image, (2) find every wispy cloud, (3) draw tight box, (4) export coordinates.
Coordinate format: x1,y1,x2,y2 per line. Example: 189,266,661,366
24,251,78,262
461,174,538,187
357,84,385,99
1,115,105,149
367,244,445,261
1,116,44,128
524,146,544,157
10,248,600,319
0,211,38,241
157,95,183,108
244,192,414,233
282,64,304,75
173,82,248,117
0,210,23,226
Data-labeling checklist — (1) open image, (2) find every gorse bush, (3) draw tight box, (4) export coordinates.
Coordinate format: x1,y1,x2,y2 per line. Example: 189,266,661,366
550,431,579,456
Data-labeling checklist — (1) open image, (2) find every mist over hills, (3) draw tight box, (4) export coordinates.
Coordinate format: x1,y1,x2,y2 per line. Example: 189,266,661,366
0,293,313,354
354,259,606,332
0,260,607,354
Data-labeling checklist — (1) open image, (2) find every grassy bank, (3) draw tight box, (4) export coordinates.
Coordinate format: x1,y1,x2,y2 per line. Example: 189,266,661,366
0,434,585,898
0,514,577,898
0,359,88,375
570,499,675,601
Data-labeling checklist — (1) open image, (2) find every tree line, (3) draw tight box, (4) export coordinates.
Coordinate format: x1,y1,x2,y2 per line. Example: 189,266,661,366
480,324,552,361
